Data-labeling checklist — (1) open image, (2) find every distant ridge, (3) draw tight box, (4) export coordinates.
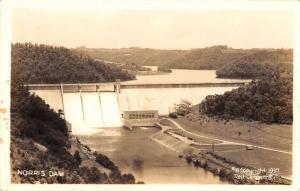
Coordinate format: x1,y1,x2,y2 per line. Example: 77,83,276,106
74,45,291,70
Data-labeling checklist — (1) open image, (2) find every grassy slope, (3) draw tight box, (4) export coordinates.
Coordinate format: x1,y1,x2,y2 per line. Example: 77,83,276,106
171,106,292,177
174,106,292,151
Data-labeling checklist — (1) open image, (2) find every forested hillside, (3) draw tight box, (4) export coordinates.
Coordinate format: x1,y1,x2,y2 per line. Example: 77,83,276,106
216,49,292,78
75,46,292,73
164,46,253,69
200,49,293,124
74,47,185,67
12,43,135,84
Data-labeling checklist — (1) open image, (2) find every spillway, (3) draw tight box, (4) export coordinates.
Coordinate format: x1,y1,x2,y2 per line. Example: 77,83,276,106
63,93,85,128
62,91,121,130
99,92,122,127
81,92,104,128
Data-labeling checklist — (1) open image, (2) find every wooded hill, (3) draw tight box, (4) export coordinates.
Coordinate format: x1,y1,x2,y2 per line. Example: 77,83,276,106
201,49,293,124
73,47,185,67
12,43,135,84
216,49,292,79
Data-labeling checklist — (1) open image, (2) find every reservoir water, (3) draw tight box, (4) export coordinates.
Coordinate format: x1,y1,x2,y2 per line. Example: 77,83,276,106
123,68,249,84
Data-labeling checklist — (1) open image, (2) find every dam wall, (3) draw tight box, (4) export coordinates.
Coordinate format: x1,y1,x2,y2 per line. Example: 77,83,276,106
28,82,247,129
120,82,247,89
28,83,116,92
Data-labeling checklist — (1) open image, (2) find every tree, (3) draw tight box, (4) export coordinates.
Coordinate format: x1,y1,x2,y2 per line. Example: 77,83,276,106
173,99,192,116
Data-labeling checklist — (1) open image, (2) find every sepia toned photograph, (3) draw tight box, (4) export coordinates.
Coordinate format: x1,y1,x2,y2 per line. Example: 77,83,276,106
0,0,298,188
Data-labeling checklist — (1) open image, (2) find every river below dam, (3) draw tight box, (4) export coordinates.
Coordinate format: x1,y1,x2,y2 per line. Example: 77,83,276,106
78,127,227,184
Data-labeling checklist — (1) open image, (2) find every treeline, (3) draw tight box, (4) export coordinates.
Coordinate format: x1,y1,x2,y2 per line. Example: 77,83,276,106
74,47,185,67
164,46,252,70
75,46,254,69
216,49,292,79
75,46,293,72
12,43,135,84
200,50,293,124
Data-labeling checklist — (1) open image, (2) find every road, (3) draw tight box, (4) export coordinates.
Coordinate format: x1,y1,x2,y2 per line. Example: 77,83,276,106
163,118,292,155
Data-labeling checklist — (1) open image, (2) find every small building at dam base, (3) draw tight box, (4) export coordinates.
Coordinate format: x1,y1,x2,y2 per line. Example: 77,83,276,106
121,110,159,130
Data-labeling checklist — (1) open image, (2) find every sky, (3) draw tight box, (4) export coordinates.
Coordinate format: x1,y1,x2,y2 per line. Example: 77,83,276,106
12,8,294,49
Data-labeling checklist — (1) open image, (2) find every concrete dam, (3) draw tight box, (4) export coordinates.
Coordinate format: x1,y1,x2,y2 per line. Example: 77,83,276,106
28,81,248,132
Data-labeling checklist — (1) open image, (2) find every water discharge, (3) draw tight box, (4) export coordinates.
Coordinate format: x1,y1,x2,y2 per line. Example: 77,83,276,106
63,93,85,128
81,92,104,127
99,92,122,127
62,92,121,130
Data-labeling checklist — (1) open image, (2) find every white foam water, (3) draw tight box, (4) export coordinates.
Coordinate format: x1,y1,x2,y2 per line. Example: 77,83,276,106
63,92,121,131
99,92,122,127
81,92,104,128
63,93,85,129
